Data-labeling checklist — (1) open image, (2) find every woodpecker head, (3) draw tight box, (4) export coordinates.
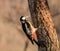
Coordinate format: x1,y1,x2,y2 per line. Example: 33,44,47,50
20,16,26,21
20,16,27,23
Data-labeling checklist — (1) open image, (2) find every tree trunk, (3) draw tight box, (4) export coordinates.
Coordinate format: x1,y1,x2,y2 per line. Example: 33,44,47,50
28,0,59,51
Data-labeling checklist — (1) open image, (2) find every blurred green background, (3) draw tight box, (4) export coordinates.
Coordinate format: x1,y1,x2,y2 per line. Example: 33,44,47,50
0,0,60,51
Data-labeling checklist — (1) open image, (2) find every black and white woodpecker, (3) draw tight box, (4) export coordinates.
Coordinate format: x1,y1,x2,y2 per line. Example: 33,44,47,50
20,16,39,45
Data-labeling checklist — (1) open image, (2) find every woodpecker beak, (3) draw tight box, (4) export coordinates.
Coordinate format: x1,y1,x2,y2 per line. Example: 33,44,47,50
25,16,30,20
25,16,30,18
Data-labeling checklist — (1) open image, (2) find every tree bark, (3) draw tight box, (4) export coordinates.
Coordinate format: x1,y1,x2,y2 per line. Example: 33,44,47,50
28,0,59,51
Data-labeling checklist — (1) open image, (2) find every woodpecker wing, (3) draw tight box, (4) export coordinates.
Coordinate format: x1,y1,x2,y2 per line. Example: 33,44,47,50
21,22,34,44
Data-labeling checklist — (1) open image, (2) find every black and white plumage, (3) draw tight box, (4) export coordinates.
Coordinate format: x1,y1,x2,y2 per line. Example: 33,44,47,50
20,16,39,46
20,16,34,44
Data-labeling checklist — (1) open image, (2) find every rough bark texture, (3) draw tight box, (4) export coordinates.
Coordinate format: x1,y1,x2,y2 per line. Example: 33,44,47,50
28,0,59,51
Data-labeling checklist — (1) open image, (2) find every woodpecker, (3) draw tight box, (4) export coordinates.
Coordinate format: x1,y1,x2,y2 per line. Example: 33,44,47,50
20,16,39,45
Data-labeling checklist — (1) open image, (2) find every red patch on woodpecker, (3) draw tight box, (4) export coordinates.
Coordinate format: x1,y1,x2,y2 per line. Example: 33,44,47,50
32,32,35,39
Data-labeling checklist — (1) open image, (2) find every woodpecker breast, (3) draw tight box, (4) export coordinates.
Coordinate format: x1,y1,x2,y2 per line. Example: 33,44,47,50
28,21,37,33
